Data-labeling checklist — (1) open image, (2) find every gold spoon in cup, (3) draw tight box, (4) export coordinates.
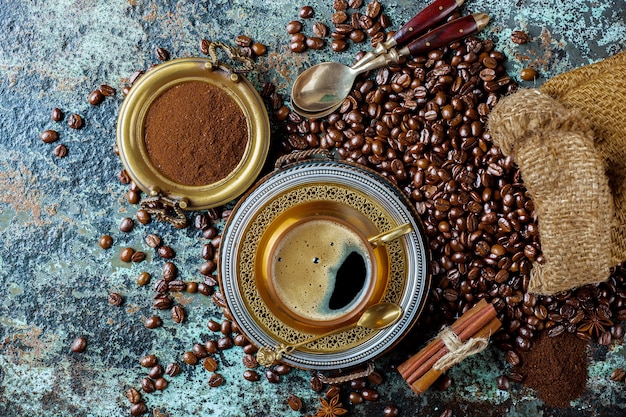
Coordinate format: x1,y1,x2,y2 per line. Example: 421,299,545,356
256,302,403,366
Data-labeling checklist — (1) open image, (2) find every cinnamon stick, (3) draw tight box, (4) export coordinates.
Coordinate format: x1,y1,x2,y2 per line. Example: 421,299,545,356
398,299,495,381
410,317,502,394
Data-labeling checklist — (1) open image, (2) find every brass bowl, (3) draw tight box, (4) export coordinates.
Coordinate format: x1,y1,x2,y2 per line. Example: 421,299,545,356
116,57,270,209
219,157,431,370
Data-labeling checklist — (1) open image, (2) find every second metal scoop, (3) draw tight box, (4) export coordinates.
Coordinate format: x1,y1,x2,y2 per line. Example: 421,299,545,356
255,302,403,366
291,13,489,118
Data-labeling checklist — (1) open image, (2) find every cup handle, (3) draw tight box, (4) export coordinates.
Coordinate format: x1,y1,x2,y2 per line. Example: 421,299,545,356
368,223,413,247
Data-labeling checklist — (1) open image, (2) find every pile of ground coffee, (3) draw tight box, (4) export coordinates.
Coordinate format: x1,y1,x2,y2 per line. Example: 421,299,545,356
144,81,248,186
515,332,589,408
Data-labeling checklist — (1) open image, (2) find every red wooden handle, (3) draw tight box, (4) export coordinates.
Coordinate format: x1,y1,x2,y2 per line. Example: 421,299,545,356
394,0,463,46
407,13,487,56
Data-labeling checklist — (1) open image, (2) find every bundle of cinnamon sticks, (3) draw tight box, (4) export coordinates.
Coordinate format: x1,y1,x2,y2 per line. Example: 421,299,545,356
398,299,502,394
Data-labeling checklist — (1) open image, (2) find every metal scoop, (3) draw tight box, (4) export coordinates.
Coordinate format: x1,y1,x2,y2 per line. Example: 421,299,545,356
291,12,489,118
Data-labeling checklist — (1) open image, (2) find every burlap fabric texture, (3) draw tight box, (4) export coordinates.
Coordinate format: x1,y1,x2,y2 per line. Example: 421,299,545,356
488,50,626,295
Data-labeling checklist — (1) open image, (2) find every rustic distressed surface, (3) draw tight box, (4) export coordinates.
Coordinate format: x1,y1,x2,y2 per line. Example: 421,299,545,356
0,0,625,416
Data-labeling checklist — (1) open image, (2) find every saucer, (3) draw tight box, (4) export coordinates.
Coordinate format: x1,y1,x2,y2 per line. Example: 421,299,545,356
219,158,430,370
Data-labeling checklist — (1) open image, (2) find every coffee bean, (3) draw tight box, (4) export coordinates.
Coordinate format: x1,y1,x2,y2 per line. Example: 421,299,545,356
275,364,291,375
290,41,307,53
157,245,175,259
148,364,164,379
131,251,146,263
88,90,104,105
171,305,185,323
243,369,260,382
40,131,62,151
200,260,216,275
325,385,341,399
496,375,510,390
67,113,83,129
265,369,280,384
286,20,303,34
197,282,213,296
287,394,303,411
162,262,178,281
205,340,218,354
299,5,314,18
165,362,181,377
140,354,158,367
251,42,267,56
167,280,185,292
331,39,348,52
153,296,173,310
99,235,113,249
200,39,211,54
182,351,198,366
70,336,87,353
144,316,162,329
520,67,538,81
383,405,400,417
130,402,148,416
155,46,170,61
108,292,123,306
361,388,379,401
51,107,64,121
242,353,258,368
154,377,168,390
439,410,453,417
119,217,134,233
193,343,208,359
40,129,59,144
217,336,233,350
306,37,325,50
140,377,155,393
135,271,150,286
186,282,198,293
136,209,151,224
100,84,116,96
313,22,328,38
208,373,225,387
349,391,363,404
145,234,161,248
154,279,168,294
203,357,218,372
510,30,530,44
610,368,626,382
126,387,141,404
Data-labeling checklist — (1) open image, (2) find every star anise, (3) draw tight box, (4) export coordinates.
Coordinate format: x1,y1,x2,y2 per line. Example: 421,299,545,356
314,394,348,417
577,305,613,337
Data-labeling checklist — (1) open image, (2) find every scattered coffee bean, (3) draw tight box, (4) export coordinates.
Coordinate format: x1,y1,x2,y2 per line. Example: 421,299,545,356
131,251,146,263
155,46,170,61
129,402,148,416
88,89,105,105
299,5,314,18
208,373,225,387
610,368,626,382
361,388,379,401
145,234,161,248
197,282,213,296
439,410,453,417
67,113,83,129
140,354,158,367
108,292,123,306
53,144,68,158
51,107,64,121
154,377,168,390
153,296,173,310
383,405,400,417
99,235,113,249
157,245,175,259
136,271,151,286
167,280,185,292
496,374,510,390
70,336,87,353
165,362,181,377
40,129,59,144
205,340,218,354
349,391,363,405
287,394,303,411
243,369,260,382
171,305,185,323
140,377,155,393
286,20,303,34
511,30,530,44
135,209,151,225
203,357,219,372
182,351,198,365
311,374,323,392
119,217,135,233
265,369,280,384
251,42,267,56
144,316,162,329
100,84,116,96
200,38,211,55
520,67,538,81
148,364,164,379
186,282,198,293
313,22,328,38
126,387,141,404
162,262,177,281
217,336,233,350
242,353,258,368
325,385,341,399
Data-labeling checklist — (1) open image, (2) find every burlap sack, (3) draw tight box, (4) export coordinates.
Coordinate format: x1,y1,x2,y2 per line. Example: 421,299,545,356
488,50,626,295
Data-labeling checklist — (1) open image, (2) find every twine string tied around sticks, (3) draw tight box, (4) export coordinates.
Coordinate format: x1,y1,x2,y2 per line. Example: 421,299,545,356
432,327,490,372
